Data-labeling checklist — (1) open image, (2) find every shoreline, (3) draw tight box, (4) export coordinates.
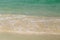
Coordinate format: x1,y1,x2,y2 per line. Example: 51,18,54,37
0,14,60,35
0,31,60,35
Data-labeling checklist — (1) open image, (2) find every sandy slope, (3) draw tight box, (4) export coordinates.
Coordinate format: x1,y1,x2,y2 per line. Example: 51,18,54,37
0,14,60,34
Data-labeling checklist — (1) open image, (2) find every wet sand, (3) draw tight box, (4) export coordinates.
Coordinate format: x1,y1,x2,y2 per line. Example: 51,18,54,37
0,32,60,40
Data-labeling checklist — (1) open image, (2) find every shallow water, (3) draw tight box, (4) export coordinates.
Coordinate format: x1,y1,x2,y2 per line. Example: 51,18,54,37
0,32,60,40
0,0,60,16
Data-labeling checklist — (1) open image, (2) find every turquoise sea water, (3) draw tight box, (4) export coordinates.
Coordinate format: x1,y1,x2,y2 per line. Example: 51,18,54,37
0,0,60,16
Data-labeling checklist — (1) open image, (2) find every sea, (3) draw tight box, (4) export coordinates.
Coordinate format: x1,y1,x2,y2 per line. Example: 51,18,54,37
0,0,60,16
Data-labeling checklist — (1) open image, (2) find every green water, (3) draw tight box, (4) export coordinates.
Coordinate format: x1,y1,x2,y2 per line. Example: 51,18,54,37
0,32,60,40
0,0,60,16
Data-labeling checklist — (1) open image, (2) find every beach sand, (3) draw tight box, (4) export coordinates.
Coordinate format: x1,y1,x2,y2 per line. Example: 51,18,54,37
0,14,60,35
0,32,60,40
0,14,60,40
